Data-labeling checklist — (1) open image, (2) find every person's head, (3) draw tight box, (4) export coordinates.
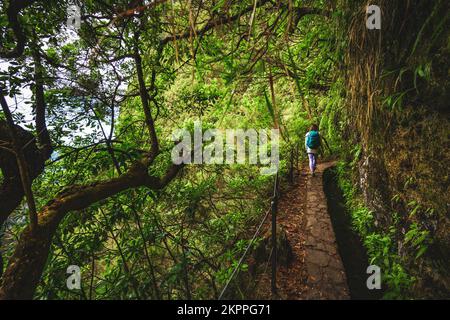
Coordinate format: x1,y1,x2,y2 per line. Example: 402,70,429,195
310,124,319,132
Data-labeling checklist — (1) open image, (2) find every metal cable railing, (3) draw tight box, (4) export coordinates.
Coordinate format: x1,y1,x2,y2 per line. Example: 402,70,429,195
218,142,301,300
219,172,278,300
217,208,271,300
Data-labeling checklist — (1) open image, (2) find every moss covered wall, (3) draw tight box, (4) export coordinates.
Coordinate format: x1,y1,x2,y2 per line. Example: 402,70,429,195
336,0,449,298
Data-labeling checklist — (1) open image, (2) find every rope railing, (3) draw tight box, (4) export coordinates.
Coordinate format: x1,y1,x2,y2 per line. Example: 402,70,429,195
218,142,300,300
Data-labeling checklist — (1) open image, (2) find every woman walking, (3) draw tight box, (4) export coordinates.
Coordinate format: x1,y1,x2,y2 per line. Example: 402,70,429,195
305,124,321,176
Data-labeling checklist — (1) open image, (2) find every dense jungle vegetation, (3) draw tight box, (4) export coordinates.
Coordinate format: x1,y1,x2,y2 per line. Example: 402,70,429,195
0,0,448,300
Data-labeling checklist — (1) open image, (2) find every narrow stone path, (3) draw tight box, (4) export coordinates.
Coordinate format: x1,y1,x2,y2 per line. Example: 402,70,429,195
303,161,349,299
254,161,349,299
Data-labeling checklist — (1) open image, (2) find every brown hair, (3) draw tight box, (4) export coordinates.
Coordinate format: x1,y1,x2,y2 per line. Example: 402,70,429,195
310,124,319,131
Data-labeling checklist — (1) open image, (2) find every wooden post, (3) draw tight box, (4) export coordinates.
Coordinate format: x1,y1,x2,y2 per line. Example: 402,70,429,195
289,148,294,184
271,174,278,296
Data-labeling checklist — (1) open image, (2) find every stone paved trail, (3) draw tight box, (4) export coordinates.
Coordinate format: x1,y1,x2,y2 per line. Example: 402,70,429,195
255,161,349,299
303,161,349,299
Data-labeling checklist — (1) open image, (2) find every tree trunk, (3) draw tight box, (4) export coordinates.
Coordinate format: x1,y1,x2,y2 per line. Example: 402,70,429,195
0,161,182,299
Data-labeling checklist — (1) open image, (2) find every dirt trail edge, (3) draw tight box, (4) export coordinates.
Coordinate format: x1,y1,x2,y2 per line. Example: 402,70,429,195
255,161,350,300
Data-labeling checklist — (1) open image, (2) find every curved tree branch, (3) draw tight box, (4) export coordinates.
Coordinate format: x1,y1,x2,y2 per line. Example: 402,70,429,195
0,120,41,227
159,1,328,45
160,0,271,45
1,0,38,59
31,39,53,159
0,159,184,299
0,96,39,231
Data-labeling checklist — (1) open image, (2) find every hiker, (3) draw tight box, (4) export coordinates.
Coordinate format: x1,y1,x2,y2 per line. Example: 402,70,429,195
305,124,321,176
